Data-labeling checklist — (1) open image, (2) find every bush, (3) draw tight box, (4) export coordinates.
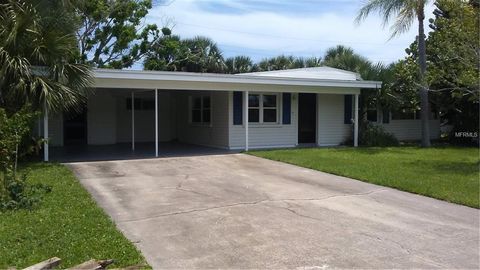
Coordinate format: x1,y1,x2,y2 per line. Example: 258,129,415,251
360,122,399,147
1,171,51,210
0,107,50,211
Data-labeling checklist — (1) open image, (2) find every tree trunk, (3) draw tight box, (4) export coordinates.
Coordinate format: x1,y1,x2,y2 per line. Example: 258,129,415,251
418,4,431,147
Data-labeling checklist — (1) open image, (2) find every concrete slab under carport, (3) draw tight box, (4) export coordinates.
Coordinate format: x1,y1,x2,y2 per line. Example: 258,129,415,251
51,142,237,162
67,153,480,269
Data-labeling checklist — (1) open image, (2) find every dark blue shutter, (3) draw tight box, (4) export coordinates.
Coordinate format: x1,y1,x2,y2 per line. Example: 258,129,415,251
233,92,243,125
383,109,390,124
282,93,291,124
344,95,353,124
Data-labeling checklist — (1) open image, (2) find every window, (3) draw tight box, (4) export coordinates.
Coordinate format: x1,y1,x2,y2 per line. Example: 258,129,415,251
391,108,416,120
126,98,153,111
248,94,260,122
191,95,211,124
248,93,278,123
366,108,378,122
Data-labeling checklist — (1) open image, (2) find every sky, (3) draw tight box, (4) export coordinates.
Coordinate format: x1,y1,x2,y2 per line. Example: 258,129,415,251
145,0,436,67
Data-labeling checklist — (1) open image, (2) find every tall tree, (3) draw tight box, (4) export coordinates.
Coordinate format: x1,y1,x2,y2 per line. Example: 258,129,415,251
0,0,92,114
179,36,225,73
426,0,479,142
356,0,432,147
76,0,159,68
322,45,392,121
225,55,254,74
145,35,226,73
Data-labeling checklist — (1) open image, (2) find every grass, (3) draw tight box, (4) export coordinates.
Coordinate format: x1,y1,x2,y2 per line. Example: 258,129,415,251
249,146,480,208
0,163,149,269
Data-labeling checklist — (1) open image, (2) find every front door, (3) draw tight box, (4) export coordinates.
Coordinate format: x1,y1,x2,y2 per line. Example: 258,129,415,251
298,93,317,144
63,108,87,145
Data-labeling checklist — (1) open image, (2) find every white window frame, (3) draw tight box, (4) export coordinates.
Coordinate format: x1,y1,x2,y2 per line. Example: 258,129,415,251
248,93,280,124
189,95,212,126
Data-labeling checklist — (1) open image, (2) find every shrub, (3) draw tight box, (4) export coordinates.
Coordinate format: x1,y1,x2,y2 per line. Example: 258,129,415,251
0,107,50,211
360,122,399,147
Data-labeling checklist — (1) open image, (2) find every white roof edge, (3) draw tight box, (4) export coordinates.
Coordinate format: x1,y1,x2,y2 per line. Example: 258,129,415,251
93,68,382,89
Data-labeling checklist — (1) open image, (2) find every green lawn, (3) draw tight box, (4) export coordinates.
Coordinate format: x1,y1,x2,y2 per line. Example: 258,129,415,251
0,163,149,269
249,147,479,208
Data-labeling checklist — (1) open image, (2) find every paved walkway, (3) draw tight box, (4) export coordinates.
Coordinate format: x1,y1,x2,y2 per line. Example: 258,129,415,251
67,154,479,269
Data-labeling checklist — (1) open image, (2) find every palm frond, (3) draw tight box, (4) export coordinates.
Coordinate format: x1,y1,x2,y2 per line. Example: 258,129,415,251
0,0,93,114
390,6,416,38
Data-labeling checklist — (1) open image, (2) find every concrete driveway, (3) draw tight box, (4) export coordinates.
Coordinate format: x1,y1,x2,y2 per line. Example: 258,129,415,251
67,154,479,269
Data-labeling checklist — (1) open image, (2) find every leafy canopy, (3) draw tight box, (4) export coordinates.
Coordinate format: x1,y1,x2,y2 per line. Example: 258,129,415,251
0,0,92,114
76,0,161,68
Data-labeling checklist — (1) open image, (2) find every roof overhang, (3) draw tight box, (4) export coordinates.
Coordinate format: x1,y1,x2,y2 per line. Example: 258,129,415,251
93,69,382,95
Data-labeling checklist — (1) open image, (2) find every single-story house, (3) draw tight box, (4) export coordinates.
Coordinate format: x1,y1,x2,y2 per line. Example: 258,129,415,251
39,67,440,161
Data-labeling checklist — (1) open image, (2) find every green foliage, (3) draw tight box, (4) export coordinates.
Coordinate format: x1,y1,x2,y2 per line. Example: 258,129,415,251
1,171,51,210
0,107,50,211
359,122,399,147
0,163,148,268
427,0,479,143
143,34,183,71
250,147,479,208
255,55,322,71
355,0,431,38
225,55,254,74
76,0,160,68
0,0,92,114
427,0,479,99
381,58,420,113
179,36,226,73
397,0,480,142
145,35,226,72
356,0,432,147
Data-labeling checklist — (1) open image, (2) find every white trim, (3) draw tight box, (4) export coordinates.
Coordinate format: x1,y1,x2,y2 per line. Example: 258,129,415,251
244,91,249,151
247,93,280,124
316,93,320,146
189,94,212,126
354,94,359,147
94,69,381,91
131,91,135,151
43,103,49,162
317,144,342,147
229,144,296,150
155,89,158,157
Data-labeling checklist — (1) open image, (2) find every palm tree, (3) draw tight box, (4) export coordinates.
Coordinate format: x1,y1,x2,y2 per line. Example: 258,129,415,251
355,0,431,147
322,45,395,127
0,0,92,114
225,55,254,74
323,45,355,62
180,36,226,73
304,56,322,68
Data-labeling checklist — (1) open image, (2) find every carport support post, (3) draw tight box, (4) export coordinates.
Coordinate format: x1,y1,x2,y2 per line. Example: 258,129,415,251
131,91,135,151
155,88,158,157
244,91,249,151
43,102,49,162
354,94,359,147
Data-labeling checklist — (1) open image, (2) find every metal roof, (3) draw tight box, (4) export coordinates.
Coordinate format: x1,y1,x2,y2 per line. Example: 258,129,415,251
93,68,381,93
238,66,363,81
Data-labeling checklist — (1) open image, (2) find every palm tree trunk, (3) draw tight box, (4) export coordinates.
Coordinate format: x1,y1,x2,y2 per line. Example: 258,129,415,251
418,4,431,147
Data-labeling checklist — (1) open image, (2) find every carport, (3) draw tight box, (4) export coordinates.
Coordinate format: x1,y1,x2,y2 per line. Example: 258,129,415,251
41,68,381,161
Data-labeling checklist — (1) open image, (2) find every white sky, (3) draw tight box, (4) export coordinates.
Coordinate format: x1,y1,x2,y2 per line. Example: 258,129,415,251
144,0,436,67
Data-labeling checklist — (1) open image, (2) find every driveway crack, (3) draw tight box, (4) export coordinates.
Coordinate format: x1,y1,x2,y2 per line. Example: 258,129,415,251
118,189,386,223
119,199,270,223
